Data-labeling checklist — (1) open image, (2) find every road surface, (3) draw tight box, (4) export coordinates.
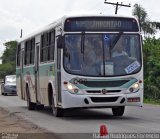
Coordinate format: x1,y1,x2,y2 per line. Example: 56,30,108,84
0,94,160,139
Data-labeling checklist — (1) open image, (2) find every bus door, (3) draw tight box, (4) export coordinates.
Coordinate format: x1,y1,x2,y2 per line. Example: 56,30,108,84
35,43,41,103
20,49,24,99
55,36,62,104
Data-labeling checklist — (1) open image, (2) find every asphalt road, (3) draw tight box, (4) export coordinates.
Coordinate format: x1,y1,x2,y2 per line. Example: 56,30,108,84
0,94,160,139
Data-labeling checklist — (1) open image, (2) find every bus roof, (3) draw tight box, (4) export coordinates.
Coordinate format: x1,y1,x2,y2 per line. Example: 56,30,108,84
18,14,138,43
18,17,62,43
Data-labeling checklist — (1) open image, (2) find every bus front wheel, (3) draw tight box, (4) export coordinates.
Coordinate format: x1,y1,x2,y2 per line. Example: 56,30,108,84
52,98,64,117
112,106,125,116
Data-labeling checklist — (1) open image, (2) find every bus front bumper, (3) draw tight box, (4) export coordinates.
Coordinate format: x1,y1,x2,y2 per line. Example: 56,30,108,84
61,90,143,109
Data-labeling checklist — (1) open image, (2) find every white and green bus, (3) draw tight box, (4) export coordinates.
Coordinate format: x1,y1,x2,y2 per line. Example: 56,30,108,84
16,15,143,117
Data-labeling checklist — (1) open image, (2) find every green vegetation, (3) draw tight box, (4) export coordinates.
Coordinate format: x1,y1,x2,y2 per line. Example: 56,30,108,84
132,4,160,105
144,98,160,105
143,37,160,103
132,3,160,35
0,41,17,79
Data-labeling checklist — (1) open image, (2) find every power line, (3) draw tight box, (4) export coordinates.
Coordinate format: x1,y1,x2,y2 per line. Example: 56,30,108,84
104,0,131,14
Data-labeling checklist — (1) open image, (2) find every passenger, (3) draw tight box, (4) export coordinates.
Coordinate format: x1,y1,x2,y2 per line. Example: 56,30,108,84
111,37,135,75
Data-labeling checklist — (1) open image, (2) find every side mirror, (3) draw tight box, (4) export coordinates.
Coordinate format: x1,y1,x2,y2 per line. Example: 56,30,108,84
57,35,64,49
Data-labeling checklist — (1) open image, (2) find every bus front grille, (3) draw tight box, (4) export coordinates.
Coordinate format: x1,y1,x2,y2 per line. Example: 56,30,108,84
82,80,129,87
86,90,101,93
90,97,119,103
86,90,121,94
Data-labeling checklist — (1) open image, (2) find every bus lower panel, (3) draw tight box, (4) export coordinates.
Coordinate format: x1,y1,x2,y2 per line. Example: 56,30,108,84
61,90,143,109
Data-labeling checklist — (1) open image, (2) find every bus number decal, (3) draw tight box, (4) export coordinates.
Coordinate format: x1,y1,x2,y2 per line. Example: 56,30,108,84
125,61,140,74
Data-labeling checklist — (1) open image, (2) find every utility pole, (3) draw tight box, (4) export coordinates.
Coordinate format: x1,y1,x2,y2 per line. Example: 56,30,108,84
104,0,131,14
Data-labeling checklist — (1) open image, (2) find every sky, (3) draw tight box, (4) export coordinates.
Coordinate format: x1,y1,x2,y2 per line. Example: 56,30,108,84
0,0,159,55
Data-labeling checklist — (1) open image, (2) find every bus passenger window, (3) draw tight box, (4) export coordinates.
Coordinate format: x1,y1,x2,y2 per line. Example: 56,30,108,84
30,38,35,64
25,41,30,65
64,35,82,71
41,33,49,62
16,44,21,66
49,30,55,61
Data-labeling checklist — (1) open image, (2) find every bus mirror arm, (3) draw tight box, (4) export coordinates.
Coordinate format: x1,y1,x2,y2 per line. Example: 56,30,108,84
57,35,64,49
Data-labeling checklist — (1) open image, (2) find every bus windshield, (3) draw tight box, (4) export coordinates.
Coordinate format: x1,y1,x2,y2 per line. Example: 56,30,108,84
64,33,141,77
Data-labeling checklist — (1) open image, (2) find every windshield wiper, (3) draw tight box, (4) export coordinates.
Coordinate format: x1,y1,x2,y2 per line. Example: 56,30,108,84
110,32,123,50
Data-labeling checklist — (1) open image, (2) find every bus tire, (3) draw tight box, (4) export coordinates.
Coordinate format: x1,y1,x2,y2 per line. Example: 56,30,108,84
36,104,44,110
112,106,125,116
26,86,36,110
52,98,64,117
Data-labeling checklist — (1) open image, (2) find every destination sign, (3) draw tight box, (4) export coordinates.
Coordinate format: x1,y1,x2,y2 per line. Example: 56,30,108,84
64,17,139,32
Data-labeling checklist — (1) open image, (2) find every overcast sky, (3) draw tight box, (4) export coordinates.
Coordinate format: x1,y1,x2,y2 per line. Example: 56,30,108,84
0,0,159,54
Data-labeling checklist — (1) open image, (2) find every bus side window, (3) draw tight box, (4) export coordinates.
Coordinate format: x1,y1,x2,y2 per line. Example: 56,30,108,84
16,44,21,66
24,38,35,66
41,33,49,62
40,32,50,62
48,30,55,61
40,35,44,62
64,35,83,72
24,42,27,65
44,33,48,62
25,41,30,65
30,38,35,64
28,41,31,65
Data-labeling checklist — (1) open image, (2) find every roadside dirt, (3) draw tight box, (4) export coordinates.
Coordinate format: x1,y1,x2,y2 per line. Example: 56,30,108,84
0,107,59,139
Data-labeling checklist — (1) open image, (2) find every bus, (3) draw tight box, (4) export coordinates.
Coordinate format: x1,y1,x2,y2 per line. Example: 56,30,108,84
16,15,143,117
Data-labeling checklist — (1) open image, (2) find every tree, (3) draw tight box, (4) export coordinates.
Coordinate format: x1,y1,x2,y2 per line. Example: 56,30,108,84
0,41,17,79
1,41,17,64
132,4,160,101
143,37,160,99
132,3,156,35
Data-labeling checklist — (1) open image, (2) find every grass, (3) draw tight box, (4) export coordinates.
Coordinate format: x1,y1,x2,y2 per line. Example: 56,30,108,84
144,98,160,105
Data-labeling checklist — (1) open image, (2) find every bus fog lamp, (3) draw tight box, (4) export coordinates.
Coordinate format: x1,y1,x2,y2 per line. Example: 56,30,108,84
129,88,134,92
74,88,79,93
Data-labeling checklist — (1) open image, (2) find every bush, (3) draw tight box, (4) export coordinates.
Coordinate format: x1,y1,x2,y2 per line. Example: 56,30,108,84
143,37,160,100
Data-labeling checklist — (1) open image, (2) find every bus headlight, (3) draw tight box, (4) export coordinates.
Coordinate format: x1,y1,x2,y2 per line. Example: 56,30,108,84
64,82,80,94
67,84,74,90
129,83,140,93
133,83,139,88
